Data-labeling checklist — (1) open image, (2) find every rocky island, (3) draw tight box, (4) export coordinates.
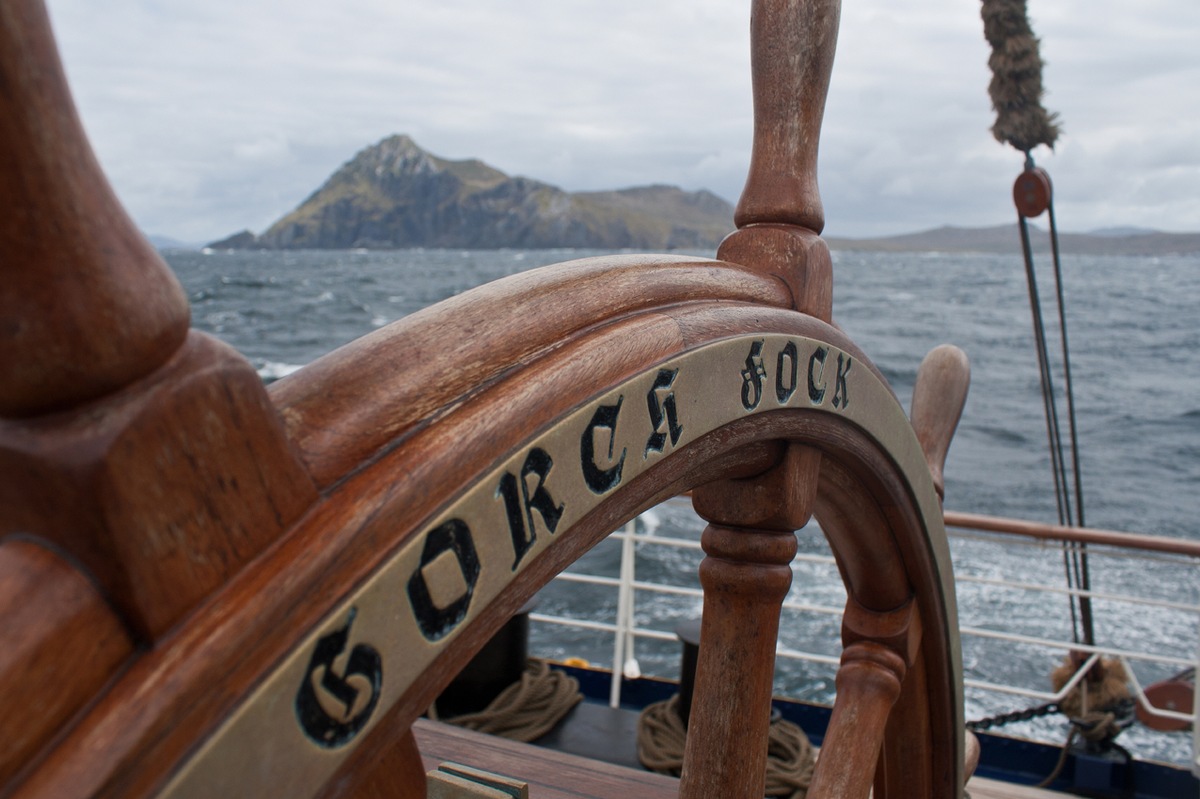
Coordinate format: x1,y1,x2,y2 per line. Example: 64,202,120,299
210,135,733,250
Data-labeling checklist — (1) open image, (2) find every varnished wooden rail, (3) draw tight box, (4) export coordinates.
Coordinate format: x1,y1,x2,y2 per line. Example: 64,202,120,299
1,1,973,797
944,511,1200,558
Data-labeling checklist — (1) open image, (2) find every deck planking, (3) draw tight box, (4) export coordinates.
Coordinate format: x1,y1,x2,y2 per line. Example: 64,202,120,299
416,718,1069,799
414,719,680,798
964,776,1067,799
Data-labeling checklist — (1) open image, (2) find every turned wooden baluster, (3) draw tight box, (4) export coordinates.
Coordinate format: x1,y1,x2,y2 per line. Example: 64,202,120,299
684,446,810,798
0,1,188,416
910,344,972,503
807,345,971,798
680,1,840,797
688,3,973,795
910,343,979,786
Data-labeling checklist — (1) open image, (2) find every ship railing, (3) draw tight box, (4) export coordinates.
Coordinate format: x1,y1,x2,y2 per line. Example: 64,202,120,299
526,501,1200,775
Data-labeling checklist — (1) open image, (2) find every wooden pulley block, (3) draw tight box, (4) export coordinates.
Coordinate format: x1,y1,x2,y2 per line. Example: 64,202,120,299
1013,167,1053,218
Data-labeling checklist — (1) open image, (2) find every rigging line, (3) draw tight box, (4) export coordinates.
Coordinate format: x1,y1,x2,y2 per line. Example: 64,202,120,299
1018,214,1075,527
1023,201,1077,532
1018,210,1083,645
1047,201,1085,526
1047,198,1096,645
1074,556,1096,646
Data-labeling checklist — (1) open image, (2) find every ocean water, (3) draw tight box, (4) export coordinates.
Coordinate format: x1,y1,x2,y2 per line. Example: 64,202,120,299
165,246,1200,765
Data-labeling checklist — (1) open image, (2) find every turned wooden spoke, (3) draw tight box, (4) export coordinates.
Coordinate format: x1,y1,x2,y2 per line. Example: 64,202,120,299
808,599,920,798
809,642,910,799
683,440,816,799
679,522,798,799
910,345,972,502
0,0,318,642
0,0,190,417
735,0,841,233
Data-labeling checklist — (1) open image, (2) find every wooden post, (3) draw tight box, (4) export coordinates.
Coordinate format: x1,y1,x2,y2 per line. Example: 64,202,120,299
683,450,810,799
909,345,971,502
0,0,317,640
681,4,843,794
0,0,190,417
678,522,797,798
809,643,908,798
807,599,920,798
715,0,842,324
732,0,841,234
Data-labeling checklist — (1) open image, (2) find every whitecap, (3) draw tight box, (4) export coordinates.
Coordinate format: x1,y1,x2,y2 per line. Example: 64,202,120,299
638,507,662,536
257,361,305,382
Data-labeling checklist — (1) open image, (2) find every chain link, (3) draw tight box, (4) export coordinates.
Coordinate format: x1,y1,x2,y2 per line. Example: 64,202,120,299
967,702,1060,732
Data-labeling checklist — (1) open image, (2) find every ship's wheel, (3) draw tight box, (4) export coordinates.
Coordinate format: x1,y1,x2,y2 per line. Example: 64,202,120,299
1,1,970,797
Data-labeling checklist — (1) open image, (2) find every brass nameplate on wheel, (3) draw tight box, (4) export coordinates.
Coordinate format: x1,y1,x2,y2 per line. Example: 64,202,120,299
161,333,946,797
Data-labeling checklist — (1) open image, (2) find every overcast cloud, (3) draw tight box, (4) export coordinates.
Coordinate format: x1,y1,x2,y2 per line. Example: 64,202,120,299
45,0,1200,242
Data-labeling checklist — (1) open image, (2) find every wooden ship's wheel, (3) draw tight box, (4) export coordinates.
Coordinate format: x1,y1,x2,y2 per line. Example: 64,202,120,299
0,1,973,797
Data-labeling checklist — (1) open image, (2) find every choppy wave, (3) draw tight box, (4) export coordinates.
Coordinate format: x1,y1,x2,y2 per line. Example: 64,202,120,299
256,360,305,383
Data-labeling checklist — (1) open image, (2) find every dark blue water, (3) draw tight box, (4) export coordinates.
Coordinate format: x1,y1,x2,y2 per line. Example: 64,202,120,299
165,246,1200,765
168,246,1200,539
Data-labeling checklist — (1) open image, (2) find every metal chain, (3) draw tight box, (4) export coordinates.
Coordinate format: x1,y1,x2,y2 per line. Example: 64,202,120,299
967,702,1060,732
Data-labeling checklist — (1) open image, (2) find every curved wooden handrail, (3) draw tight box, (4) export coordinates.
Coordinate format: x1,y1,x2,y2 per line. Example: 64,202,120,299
270,254,794,487
1,0,972,797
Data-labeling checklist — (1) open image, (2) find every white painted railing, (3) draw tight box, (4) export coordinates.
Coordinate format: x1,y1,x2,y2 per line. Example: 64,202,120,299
527,499,1200,773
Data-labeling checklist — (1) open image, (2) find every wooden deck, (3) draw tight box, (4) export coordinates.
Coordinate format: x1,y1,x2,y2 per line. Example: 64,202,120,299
966,776,1065,799
415,719,679,798
414,719,1067,798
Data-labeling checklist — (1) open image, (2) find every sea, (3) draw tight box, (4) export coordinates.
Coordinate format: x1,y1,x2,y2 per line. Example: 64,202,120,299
164,246,1200,767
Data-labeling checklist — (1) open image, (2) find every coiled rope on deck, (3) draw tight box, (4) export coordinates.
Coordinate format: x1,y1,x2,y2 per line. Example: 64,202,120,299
437,658,582,742
637,695,815,798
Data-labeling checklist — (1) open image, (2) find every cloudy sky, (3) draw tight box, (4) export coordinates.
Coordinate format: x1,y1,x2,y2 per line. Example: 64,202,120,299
45,0,1200,242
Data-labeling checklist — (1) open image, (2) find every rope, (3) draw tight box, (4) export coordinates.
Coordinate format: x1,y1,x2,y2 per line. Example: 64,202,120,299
1035,712,1136,790
1034,654,1135,790
1016,171,1095,646
1036,725,1079,788
1050,654,1132,725
637,695,688,775
1045,193,1095,642
980,0,1061,153
637,695,815,798
438,658,582,742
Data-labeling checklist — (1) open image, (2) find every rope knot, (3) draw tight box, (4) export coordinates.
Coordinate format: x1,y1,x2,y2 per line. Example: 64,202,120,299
1051,653,1134,743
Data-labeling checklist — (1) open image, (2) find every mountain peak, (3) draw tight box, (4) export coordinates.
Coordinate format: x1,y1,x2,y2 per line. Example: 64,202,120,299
213,136,733,250
353,134,437,174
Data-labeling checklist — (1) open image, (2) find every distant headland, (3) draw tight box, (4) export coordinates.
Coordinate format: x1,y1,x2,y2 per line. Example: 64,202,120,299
200,135,1200,255
823,225,1200,257
206,135,733,251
